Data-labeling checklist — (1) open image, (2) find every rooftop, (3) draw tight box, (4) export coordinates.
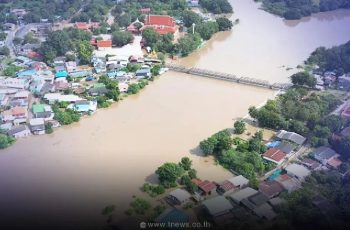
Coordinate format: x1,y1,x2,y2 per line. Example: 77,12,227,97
230,187,258,203
285,163,311,180
263,148,287,164
313,146,338,161
259,181,284,198
202,196,233,216
169,189,191,203
276,130,306,145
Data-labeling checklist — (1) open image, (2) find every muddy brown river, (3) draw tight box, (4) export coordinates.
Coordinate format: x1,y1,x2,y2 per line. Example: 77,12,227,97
1,0,350,229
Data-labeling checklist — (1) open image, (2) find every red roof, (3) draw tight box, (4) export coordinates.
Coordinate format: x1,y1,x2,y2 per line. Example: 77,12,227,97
263,148,287,163
275,174,291,182
327,158,342,168
218,180,235,192
197,180,216,194
96,40,112,48
75,22,90,30
145,15,175,27
259,181,284,198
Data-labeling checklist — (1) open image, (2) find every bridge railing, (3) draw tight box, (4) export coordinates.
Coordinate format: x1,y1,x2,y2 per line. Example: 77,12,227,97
164,64,291,90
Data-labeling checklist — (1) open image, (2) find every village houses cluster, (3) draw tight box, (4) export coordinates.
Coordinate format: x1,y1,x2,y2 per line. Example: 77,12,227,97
153,124,349,227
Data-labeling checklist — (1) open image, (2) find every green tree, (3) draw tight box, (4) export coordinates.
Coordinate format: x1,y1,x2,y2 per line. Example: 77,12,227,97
127,83,141,94
112,31,133,47
188,169,197,179
216,17,233,31
0,134,15,149
142,28,160,48
179,157,192,171
78,40,94,64
156,162,184,184
234,120,246,134
196,21,219,40
0,47,10,56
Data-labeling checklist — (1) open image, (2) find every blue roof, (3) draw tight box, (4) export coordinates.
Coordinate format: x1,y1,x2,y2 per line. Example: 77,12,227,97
268,169,283,181
17,69,37,77
157,208,189,224
55,71,68,78
265,141,281,149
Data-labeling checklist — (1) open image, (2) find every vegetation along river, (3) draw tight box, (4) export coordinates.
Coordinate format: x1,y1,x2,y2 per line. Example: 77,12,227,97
1,0,350,229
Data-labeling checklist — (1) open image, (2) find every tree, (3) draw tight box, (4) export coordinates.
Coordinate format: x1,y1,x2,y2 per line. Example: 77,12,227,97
196,21,219,40
142,28,160,48
234,120,246,134
0,134,15,149
291,72,316,88
200,136,217,155
128,83,141,94
0,47,10,56
78,40,94,64
13,37,23,46
112,31,133,47
216,17,233,31
179,157,192,171
176,33,201,56
24,32,39,44
182,10,202,27
320,115,344,133
188,169,197,179
156,162,184,184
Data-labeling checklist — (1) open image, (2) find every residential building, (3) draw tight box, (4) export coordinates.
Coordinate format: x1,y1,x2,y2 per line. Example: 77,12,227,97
96,40,113,50
192,179,216,196
65,61,77,73
155,208,189,224
276,142,295,155
7,125,31,138
141,15,177,35
263,148,287,165
258,181,285,198
0,123,13,131
44,93,82,104
313,147,339,165
68,100,97,113
285,163,311,181
32,104,54,121
276,130,306,145
29,118,45,135
217,175,249,195
135,68,151,79
88,83,109,96
1,107,28,122
274,174,301,193
167,188,192,206
0,78,30,89
300,158,321,170
241,192,277,220
0,94,9,107
229,187,258,204
118,82,129,93
202,196,233,217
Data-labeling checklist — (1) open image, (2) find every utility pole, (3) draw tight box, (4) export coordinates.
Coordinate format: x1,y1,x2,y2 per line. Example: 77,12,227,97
192,23,195,34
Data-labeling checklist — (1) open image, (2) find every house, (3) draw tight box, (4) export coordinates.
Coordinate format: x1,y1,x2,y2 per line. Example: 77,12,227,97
9,98,29,108
88,83,109,96
202,196,233,217
167,188,192,206
0,78,30,89
338,75,350,90
13,91,30,100
32,104,54,121
65,61,77,73
135,68,151,79
44,93,82,104
118,82,129,93
29,118,45,135
276,130,306,145
258,181,285,198
55,66,68,78
229,187,258,204
96,40,112,50
300,158,321,170
274,174,301,193
68,100,97,113
276,142,295,155
313,147,339,165
327,158,342,169
139,8,151,14
53,56,66,66
285,163,310,181
0,122,13,131
341,102,350,120
141,15,177,35
75,22,90,30
92,57,106,73
1,107,28,122
241,192,277,220
268,197,286,209
54,80,70,91
339,126,350,137
217,175,249,195
188,0,200,7
263,148,287,165
11,8,27,18
0,94,9,107
192,179,216,196
7,125,31,138
155,208,189,224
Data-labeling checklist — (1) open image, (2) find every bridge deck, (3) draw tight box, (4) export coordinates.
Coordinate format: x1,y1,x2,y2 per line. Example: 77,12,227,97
165,64,292,90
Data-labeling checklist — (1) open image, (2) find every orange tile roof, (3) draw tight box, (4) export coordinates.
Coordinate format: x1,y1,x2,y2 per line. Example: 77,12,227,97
75,22,90,30
145,15,175,27
263,148,287,163
96,40,112,48
12,107,27,116
327,158,342,168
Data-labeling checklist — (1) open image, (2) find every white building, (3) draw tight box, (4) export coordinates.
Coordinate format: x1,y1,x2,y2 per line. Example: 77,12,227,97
285,163,311,181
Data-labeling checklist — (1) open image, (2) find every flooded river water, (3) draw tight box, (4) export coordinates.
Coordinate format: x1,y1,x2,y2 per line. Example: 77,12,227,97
1,0,350,229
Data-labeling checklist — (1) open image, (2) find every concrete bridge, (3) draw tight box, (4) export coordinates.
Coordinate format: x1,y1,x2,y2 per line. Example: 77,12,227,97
165,64,292,90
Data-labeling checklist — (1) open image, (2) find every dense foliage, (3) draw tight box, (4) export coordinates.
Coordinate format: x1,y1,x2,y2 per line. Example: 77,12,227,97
39,28,92,64
0,0,84,23
272,171,350,230
261,0,350,20
0,133,16,149
199,0,233,14
307,40,350,75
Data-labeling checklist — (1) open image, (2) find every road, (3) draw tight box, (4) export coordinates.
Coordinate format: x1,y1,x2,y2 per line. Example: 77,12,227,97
4,27,18,58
